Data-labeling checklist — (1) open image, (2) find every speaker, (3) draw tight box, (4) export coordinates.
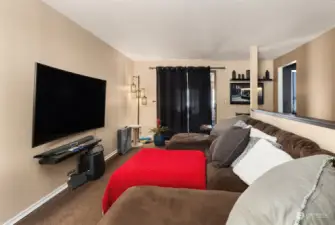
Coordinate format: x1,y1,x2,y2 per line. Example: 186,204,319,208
86,145,105,180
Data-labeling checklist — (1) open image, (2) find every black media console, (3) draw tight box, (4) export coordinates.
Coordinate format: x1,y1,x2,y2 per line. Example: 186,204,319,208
33,135,102,164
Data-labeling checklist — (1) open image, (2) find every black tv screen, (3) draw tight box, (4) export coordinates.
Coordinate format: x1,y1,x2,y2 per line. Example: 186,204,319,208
230,83,264,105
32,63,107,147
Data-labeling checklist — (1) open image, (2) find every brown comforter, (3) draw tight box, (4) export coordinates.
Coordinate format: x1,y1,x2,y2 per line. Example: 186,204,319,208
98,186,240,225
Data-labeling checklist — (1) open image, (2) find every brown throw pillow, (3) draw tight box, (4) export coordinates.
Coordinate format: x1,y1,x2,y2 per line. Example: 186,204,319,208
212,127,250,168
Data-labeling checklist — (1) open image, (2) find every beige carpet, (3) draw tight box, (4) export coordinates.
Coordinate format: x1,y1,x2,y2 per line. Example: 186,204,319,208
17,148,140,225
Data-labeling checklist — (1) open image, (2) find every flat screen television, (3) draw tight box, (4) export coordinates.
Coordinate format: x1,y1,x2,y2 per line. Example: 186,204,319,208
32,63,107,147
230,82,264,105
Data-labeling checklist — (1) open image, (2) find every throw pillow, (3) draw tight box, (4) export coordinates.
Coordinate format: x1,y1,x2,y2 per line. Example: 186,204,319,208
233,139,292,185
233,120,252,129
210,115,249,137
231,137,282,167
206,138,218,162
227,155,335,225
250,127,277,142
211,127,250,168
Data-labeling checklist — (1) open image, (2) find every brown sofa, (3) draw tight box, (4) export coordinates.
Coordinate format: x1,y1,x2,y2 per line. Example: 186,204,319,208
98,117,334,225
98,186,240,225
206,117,334,192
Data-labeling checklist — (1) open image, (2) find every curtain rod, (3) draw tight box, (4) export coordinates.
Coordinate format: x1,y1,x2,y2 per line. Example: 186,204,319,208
148,67,226,70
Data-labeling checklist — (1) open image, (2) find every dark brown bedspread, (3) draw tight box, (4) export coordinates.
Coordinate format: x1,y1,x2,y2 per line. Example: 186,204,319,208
98,186,240,225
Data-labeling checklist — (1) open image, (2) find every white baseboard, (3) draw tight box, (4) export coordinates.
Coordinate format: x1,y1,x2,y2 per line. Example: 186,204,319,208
3,150,118,225
104,150,118,161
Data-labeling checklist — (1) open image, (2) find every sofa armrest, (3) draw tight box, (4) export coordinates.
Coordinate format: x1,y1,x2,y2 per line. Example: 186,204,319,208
98,186,240,225
207,163,248,192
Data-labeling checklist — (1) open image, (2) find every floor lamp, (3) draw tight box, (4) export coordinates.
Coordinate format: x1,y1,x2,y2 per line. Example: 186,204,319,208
130,75,147,147
130,75,147,125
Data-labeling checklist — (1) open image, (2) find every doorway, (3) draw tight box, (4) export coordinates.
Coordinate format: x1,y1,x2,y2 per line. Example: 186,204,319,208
210,71,217,125
282,63,297,114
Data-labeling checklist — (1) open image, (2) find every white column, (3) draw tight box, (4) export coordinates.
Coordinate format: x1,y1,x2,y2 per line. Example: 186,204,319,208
250,46,259,110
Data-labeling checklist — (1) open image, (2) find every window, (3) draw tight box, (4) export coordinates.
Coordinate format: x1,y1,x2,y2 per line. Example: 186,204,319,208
210,71,217,125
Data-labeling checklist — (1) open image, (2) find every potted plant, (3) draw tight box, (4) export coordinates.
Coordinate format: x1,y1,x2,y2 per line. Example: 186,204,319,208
150,119,168,147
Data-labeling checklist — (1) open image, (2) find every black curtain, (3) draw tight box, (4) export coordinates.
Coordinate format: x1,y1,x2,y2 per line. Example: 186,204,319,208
187,67,212,133
157,67,188,135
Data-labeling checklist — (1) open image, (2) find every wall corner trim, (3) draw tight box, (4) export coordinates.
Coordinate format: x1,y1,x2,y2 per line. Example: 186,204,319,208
3,150,118,225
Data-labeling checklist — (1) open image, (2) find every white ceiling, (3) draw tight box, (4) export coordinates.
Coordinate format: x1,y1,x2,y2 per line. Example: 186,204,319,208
42,0,335,60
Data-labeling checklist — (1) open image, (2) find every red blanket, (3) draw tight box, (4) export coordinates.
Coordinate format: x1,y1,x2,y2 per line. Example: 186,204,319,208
102,148,206,213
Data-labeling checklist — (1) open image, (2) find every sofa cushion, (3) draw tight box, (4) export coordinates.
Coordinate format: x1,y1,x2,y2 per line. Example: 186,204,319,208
262,124,280,136
246,118,323,159
245,118,259,126
252,121,269,131
212,127,250,167
227,155,335,225
275,131,321,159
98,186,241,225
207,164,248,192
166,133,210,151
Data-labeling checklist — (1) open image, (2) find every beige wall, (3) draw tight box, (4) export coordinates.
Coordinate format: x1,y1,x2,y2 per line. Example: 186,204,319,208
0,0,133,223
133,60,274,135
274,28,335,120
252,111,335,153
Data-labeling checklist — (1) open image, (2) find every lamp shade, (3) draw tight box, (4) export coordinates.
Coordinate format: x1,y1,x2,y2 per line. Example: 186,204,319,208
131,83,137,93
141,96,147,105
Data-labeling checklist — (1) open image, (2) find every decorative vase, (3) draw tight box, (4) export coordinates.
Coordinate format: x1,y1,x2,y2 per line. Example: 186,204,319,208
265,70,270,80
238,74,241,80
232,70,236,80
154,134,165,147
246,70,250,79
242,74,245,80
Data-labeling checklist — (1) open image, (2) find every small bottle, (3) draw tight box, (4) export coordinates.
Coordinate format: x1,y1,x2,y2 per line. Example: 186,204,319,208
232,70,236,80
246,70,250,80
265,70,270,79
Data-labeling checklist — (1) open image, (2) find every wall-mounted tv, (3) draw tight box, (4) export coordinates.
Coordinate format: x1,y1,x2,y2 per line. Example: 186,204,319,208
32,63,107,147
230,83,264,105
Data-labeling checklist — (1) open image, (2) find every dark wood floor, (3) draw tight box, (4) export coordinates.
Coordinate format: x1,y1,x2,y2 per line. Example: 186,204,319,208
17,148,139,225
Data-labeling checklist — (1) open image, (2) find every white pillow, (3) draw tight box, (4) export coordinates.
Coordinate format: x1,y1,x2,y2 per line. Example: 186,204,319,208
233,139,292,185
250,128,277,142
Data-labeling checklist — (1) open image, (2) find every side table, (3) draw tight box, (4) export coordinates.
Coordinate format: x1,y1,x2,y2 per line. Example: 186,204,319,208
128,125,143,148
